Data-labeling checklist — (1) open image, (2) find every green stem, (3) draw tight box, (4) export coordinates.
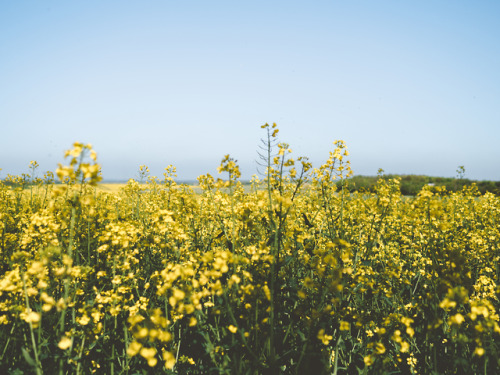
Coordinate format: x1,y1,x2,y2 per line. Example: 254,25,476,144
123,323,130,375
21,271,42,375
76,336,85,375
0,320,16,361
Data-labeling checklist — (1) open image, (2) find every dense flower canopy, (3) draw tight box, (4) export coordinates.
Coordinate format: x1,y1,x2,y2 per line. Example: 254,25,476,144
0,128,499,374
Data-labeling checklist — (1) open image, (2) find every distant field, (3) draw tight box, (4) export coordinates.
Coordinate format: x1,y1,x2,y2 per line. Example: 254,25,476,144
94,182,256,195
95,183,128,193
95,182,206,194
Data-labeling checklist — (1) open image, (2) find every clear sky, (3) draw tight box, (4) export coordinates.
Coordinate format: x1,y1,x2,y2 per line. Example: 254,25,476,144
1,0,499,181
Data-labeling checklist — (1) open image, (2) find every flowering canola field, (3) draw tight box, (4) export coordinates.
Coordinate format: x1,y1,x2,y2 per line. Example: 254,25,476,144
1,125,499,374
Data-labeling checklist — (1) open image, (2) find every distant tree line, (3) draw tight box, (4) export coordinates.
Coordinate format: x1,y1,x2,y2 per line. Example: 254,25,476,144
338,174,500,196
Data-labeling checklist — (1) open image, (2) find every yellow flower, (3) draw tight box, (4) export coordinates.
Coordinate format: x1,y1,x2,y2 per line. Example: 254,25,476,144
56,298,66,312
406,327,415,337
400,341,410,353
91,310,101,323
40,292,55,312
21,310,41,328
262,284,271,301
364,355,374,366
228,325,238,333
317,329,333,345
136,327,149,339
470,304,489,320
375,342,386,355
230,274,241,285
474,347,485,356
127,341,142,356
58,336,72,350
169,289,186,307
158,330,172,342
163,350,176,369
449,313,465,325
439,298,456,310
140,347,157,367
339,321,350,331
77,314,90,326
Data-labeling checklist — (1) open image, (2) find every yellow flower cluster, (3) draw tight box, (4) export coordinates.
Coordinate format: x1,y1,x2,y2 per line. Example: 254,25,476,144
0,127,499,374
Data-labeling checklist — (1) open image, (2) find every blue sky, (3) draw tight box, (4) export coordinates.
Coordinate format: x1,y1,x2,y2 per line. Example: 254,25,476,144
1,0,499,181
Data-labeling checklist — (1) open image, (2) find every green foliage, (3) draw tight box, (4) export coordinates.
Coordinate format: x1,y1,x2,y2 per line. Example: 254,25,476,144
341,174,500,196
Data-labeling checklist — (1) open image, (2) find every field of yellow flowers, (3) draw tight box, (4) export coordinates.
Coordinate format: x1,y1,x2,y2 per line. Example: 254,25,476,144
1,125,499,374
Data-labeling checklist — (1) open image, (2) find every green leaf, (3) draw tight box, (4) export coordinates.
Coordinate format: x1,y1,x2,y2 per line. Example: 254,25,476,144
21,347,36,368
